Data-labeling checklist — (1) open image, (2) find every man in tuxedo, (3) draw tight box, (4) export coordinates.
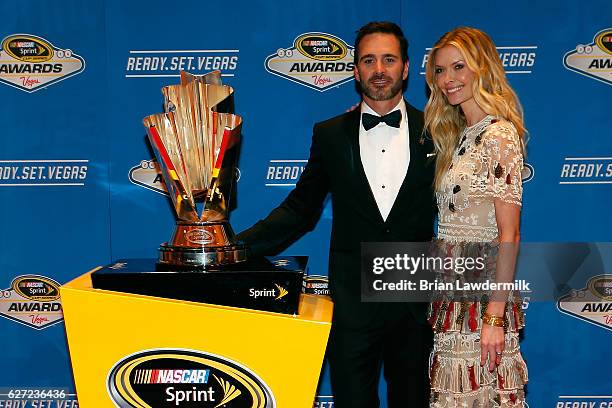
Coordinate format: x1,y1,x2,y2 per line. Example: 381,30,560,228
238,22,435,407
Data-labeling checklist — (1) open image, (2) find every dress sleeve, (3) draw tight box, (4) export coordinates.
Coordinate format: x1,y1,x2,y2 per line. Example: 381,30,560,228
481,120,524,206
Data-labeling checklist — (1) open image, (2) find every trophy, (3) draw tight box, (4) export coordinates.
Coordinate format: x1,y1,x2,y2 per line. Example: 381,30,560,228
143,70,246,267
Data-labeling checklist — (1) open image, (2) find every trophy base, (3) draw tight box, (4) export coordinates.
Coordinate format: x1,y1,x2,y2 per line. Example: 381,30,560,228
158,243,247,268
91,257,307,315
159,220,247,267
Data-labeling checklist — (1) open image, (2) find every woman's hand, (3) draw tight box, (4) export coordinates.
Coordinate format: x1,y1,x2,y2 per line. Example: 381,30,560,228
480,323,504,371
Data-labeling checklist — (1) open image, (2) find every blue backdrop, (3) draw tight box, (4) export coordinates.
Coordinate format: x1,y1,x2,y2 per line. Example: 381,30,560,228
0,0,610,407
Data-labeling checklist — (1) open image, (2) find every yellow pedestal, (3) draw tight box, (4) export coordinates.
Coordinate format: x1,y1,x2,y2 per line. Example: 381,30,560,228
61,269,333,408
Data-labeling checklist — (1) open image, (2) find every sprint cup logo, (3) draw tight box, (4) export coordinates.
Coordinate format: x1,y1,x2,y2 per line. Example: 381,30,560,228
0,275,63,330
265,33,355,91
564,28,612,86
0,34,84,92
421,46,536,74
107,349,275,408
557,275,612,332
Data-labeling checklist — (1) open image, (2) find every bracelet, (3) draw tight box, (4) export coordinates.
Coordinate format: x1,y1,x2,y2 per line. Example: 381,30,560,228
482,313,505,327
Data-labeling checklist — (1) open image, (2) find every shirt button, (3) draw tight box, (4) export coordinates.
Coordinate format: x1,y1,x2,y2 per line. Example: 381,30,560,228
382,185,385,189
382,149,386,153
385,228,391,233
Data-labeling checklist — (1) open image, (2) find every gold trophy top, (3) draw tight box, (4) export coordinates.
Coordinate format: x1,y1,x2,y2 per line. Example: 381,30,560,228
143,70,242,222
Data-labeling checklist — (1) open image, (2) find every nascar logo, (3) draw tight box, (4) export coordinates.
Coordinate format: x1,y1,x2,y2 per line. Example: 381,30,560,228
133,369,210,384
558,275,612,332
0,275,64,329
265,32,355,92
564,28,612,86
0,34,85,92
108,349,275,407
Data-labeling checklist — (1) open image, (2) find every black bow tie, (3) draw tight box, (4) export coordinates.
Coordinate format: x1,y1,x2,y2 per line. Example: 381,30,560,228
362,110,402,131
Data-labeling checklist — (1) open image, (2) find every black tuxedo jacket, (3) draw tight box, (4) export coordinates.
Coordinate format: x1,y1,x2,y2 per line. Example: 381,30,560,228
238,101,436,327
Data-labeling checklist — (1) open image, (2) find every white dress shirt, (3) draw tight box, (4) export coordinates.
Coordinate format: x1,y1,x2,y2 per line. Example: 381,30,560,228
359,99,410,221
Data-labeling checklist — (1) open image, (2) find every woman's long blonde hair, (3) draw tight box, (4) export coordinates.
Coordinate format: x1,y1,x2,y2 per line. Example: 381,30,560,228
424,27,526,189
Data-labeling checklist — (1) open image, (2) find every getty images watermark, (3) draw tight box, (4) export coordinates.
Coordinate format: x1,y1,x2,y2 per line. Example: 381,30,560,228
361,242,612,303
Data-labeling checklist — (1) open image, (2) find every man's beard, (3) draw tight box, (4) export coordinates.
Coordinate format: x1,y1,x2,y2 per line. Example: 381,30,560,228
358,73,403,101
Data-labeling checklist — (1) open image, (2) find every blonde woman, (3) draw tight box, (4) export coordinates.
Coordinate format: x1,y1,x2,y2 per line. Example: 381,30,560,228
424,27,528,407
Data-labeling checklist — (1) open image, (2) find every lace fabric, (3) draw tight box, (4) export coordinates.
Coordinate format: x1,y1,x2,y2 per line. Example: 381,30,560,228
427,240,525,334
430,332,528,408
436,116,524,243
430,116,527,407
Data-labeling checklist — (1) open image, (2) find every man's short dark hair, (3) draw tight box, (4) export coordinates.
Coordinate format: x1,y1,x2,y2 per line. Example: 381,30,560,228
354,21,409,65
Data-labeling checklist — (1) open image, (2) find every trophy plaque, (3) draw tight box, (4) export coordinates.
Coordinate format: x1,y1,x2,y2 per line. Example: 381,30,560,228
143,70,246,267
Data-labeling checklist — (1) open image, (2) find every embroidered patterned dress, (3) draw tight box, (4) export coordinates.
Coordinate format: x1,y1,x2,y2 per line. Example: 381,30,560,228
428,115,528,407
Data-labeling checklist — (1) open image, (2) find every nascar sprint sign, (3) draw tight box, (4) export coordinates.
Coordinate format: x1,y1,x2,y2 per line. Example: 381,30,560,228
0,34,85,92
265,32,354,91
0,275,63,330
108,349,275,407
563,28,612,86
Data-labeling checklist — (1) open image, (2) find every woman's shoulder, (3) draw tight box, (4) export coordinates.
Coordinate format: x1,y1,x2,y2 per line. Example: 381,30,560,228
482,117,520,146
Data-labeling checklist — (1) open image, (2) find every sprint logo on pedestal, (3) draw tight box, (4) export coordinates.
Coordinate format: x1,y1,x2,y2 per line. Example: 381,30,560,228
564,28,612,86
265,33,355,92
303,275,330,296
249,284,288,301
0,34,85,92
108,349,275,407
0,275,64,330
